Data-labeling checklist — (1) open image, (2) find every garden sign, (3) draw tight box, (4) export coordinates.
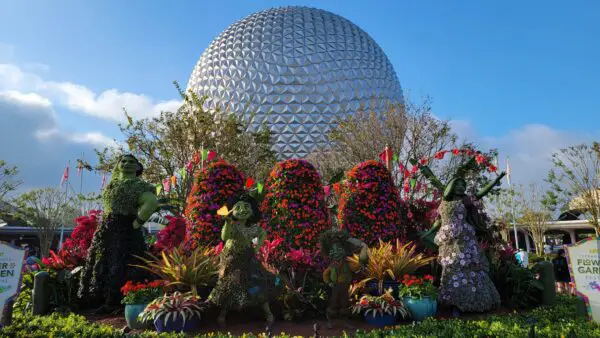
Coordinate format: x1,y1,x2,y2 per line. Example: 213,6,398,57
565,237,600,323
0,242,26,327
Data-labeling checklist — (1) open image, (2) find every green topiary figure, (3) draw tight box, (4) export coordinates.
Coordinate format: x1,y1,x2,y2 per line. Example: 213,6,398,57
260,159,329,251
78,154,158,311
534,261,556,306
209,193,276,328
184,160,245,248
338,160,401,245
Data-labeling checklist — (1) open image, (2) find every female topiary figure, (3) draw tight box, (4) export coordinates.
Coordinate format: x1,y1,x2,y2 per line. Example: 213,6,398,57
260,159,329,251
184,160,245,248
210,193,276,328
338,160,401,245
418,156,505,313
78,154,158,311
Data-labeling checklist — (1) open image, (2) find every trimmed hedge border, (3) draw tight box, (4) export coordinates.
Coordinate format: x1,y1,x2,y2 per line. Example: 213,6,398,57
3,296,599,337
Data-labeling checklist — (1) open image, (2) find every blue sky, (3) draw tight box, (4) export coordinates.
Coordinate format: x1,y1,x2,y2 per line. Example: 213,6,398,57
0,0,599,193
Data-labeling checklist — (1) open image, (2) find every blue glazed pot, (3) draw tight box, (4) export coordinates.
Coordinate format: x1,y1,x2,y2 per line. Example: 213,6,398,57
364,313,397,327
124,304,150,329
366,280,400,296
402,296,437,321
154,315,199,333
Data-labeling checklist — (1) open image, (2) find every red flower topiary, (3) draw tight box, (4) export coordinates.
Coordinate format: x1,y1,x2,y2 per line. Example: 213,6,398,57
259,159,329,252
184,160,245,248
338,160,401,245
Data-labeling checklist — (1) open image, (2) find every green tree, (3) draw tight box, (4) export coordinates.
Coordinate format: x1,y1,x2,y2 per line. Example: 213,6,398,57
547,143,600,236
487,185,526,242
13,187,79,257
0,160,22,201
518,183,553,255
94,82,276,213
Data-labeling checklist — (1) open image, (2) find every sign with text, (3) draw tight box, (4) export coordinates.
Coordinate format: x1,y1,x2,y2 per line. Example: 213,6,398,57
0,242,26,326
566,237,600,323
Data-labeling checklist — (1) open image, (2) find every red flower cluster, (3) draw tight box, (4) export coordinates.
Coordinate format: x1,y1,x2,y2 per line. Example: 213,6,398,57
260,159,329,252
151,215,186,254
42,210,100,270
401,274,434,287
184,160,245,248
120,279,166,296
338,161,401,245
398,198,440,246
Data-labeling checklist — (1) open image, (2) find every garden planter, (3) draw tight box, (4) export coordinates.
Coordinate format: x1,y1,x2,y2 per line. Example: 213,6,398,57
124,304,150,329
154,315,200,333
197,286,213,300
366,280,400,296
364,313,397,327
402,296,437,321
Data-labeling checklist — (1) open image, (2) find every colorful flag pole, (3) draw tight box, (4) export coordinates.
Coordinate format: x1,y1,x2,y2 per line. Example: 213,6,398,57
58,161,69,250
101,171,107,189
379,145,393,171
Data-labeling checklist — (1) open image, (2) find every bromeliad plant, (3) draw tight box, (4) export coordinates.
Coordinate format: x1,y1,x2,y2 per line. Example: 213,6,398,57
347,239,435,294
133,244,219,296
138,291,205,326
120,280,166,305
398,275,437,299
351,289,408,318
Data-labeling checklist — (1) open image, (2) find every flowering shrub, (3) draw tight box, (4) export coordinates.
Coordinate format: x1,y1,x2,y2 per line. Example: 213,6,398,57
398,198,439,245
184,160,245,248
338,161,401,245
151,216,186,254
351,289,408,318
398,274,437,299
120,280,166,305
260,159,329,251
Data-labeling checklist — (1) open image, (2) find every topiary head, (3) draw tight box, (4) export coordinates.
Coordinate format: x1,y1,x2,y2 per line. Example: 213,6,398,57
226,193,261,224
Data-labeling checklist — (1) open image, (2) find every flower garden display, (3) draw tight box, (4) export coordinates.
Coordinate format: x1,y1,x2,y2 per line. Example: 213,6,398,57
398,275,438,321
184,160,245,248
260,159,329,251
78,154,158,311
351,289,407,327
209,193,277,328
338,160,401,245
120,280,165,329
139,291,204,333
417,154,505,313
319,228,368,329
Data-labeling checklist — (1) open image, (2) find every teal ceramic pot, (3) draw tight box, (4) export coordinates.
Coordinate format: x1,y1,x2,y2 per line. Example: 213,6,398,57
402,296,437,321
124,304,150,329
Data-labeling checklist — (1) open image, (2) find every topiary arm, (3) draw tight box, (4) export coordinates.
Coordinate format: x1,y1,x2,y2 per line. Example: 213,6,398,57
254,226,267,252
133,192,158,229
410,159,445,192
221,219,233,241
475,172,506,200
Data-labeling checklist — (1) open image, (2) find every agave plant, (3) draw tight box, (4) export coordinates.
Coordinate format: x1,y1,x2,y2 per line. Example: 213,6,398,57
347,239,435,294
138,291,205,326
133,245,219,296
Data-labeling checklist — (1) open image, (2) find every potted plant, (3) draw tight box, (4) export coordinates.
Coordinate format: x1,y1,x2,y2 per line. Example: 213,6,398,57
398,274,438,321
120,280,165,329
138,291,205,333
351,289,408,327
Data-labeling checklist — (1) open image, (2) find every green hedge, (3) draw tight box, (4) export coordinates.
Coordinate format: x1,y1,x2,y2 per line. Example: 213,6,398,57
3,296,599,337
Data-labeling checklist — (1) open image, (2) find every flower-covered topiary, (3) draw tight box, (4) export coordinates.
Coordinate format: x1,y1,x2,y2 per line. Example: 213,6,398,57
184,160,245,248
151,216,186,254
338,160,401,245
260,159,329,251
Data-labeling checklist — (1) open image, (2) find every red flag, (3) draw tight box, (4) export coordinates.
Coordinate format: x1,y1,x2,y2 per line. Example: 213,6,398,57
245,177,254,189
207,150,216,162
379,146,393,163
162,178,171,193
60,164,69,186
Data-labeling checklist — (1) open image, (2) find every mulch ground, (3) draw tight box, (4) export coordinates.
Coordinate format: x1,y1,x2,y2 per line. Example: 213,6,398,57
83,306,515,337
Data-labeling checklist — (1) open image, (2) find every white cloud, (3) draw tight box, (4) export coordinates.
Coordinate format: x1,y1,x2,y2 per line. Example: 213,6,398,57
451,121,597,187
0,63,181,122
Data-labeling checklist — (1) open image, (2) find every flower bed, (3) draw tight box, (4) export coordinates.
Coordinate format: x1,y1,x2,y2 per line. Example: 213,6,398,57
5,296,599,337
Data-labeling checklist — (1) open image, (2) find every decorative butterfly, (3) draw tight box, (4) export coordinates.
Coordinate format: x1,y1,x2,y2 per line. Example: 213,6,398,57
217,205,232,216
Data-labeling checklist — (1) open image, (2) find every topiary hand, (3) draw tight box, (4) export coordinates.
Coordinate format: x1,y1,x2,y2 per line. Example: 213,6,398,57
133,220,141,229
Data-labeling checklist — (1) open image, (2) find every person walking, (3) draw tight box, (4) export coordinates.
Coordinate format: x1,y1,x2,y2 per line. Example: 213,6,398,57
552,249,572,294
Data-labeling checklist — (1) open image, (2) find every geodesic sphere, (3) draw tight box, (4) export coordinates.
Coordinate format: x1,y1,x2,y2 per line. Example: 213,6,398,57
187,6,403,159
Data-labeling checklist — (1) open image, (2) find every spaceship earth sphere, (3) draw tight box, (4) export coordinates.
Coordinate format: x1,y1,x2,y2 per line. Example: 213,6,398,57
187,6,403,159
